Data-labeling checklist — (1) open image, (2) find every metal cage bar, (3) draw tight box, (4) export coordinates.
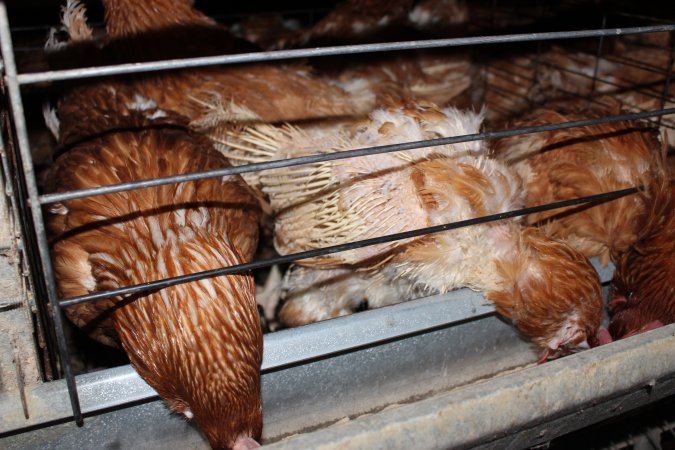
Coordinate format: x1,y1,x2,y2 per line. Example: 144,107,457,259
15,25,675,85
1,0,674,436
0,1,82,425
58,185,640,308
0,55,60,384
38,107,675,205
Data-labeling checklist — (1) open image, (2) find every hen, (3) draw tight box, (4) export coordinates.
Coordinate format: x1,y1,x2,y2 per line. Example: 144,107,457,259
492,101,674,343
271,0,415,49
47,111,263,450
48,0,369,147
609,172,675,339
492,100,662,264
323,50,473,109
46,5,264,450
222,103,604,360
262,0,469,49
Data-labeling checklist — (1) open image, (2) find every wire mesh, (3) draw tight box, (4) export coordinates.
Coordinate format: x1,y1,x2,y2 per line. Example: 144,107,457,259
0,0,673,432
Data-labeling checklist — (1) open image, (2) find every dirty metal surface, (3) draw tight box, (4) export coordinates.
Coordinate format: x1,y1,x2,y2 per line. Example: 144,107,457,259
0,260,619,448
0,288,530,436
264,324,675,450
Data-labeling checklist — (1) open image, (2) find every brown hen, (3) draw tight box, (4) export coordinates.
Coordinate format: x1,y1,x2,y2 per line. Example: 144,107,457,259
46,3,265,448
49,0,368,145
223,103,604,360
47,120,263,449
481,43,675,145
493,101,674,343
609,173,675,339
274,0,415,49
264,0,469,49
492,101,661,264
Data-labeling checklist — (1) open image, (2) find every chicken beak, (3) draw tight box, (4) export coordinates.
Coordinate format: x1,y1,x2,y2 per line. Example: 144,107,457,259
595,326,613,345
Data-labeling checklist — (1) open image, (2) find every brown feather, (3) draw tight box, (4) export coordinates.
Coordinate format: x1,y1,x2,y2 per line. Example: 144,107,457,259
101,0,217,39
493,101,661,260
488,227,603,351
279,0,414,48
46,128,263,449
609,172,675,338
51,0,368,149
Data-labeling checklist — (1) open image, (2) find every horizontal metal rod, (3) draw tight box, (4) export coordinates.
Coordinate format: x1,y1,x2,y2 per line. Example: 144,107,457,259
59,186,638,308
14,25,675,85
39,107,675,205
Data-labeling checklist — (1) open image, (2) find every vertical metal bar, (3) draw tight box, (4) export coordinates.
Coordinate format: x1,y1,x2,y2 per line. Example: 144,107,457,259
656,34,674,129
588,14,608,105
530,40,543,111
0,1,83,425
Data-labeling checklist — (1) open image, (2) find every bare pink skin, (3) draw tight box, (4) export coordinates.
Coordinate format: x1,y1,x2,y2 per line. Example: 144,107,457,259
596,326,613,345
233,437,261,450
537,324,610,364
